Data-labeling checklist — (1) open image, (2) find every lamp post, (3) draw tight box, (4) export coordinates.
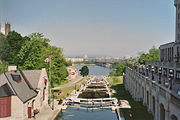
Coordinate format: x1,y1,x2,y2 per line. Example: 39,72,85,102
169,69,174,90
146,65,149,77
158,67,162,84
151,66,154,81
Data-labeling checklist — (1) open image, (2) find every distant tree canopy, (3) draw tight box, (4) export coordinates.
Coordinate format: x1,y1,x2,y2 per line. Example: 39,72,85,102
110,60,134,76
80,66,89,77
0,31,71,86
110,61,127,76
138,46,159,64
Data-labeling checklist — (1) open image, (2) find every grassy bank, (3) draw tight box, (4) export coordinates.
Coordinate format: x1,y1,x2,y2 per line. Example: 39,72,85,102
53,77,87,99
109,76,153,120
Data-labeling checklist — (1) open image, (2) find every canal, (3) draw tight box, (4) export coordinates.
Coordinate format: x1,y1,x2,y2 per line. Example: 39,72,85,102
76,65,112,76
56,107,117,120
56,65,118,120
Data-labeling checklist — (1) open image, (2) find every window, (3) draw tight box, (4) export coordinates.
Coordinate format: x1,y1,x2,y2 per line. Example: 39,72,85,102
172,47,174,61
43,88,45,101
32,100,35,109
177,47,179,62
178,23,180,28
178,4,180,10
177,34,180,40
11,74,22,83
0,97,11,118
44,79,47,86
178,13,180,19
176,71,180,80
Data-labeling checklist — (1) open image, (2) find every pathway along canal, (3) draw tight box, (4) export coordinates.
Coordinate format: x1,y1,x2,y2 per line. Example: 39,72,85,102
56,65,118,120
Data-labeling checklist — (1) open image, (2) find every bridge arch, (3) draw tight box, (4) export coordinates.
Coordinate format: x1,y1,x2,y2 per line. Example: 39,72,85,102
171,114,178,120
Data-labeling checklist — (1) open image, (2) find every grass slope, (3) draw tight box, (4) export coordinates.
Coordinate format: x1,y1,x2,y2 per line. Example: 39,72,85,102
109,77,153,120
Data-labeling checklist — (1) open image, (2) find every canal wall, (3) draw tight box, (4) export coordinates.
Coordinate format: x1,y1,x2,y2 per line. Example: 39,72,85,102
124,67,180,120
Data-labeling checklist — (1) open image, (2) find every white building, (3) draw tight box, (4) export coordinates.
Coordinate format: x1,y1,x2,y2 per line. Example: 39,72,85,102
0,66,49,119
124,1,180,119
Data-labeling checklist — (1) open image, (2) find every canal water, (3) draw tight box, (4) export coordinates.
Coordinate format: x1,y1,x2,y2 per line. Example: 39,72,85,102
56,107,118,120
76,65,112,76
56,65,117,120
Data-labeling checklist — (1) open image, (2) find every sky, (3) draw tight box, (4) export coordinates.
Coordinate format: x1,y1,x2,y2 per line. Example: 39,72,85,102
0,0,176,57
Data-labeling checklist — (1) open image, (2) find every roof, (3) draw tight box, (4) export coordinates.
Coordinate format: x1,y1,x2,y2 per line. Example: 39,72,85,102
0,83,14,97
4,71,37,103
21,70,42,89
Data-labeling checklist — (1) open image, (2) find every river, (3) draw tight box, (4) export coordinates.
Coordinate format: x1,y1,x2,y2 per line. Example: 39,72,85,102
76,65,112,76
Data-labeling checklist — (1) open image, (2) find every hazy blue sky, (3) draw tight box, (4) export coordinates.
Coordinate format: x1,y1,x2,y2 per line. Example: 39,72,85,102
0,0,176,57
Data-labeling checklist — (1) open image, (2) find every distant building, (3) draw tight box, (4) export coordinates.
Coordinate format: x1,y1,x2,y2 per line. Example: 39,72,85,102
5,22,11,36
83,54,88,62
0,66,49,119
0,22,11,36
66,58,84,63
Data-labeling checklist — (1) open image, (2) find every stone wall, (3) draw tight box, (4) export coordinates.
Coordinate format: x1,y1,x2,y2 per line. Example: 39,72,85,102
124,67,180,120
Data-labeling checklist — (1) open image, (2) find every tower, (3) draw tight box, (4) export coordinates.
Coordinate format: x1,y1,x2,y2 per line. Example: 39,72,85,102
0,23,1,33
5,22,11,36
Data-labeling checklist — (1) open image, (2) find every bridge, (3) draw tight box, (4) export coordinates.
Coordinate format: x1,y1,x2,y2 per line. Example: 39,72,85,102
94,58,120,68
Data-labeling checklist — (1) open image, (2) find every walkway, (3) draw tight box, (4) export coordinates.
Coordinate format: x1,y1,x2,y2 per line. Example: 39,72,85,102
52,75,83,90
30,105,60,120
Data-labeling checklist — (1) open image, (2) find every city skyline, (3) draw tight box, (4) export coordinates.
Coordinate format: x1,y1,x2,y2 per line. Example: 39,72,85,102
0,0,176,57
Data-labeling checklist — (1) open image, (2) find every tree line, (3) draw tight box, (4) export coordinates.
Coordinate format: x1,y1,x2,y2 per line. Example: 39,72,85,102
0,31,72,86
110,46,159,76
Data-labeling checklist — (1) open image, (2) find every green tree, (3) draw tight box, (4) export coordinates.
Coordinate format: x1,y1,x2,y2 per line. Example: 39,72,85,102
110,61,127,76
0,62,8,74
0,31,29,63
80,66,89,77
138,46,159,64
0,33,8,61
16,33,68,86
0,31,69,86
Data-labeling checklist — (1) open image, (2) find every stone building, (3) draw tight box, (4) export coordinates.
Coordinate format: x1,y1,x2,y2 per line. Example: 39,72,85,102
124,0,180,119
5,22,11,36
0,66,49,119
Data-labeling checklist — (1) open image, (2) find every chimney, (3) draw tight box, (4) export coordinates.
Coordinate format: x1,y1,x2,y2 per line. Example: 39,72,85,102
5,22,11,36
8,65,17,71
